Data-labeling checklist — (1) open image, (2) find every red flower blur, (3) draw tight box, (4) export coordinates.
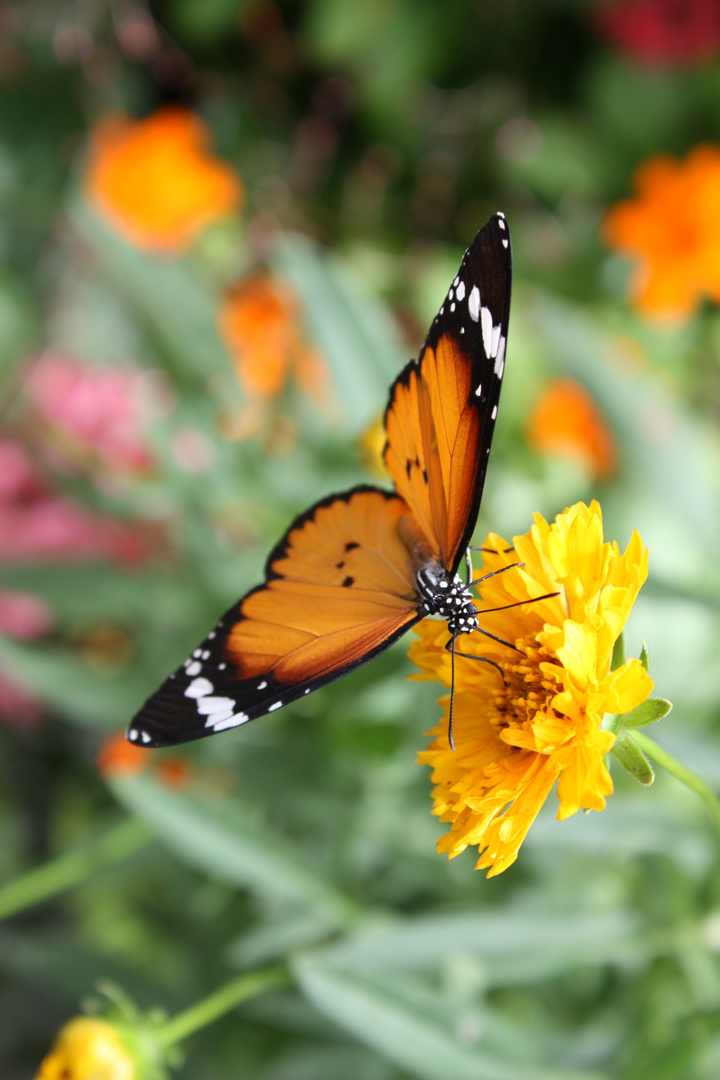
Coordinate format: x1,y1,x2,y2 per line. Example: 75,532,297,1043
594,0,720,66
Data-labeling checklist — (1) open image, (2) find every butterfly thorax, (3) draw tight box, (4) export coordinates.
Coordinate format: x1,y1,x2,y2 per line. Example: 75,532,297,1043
415,561,479,637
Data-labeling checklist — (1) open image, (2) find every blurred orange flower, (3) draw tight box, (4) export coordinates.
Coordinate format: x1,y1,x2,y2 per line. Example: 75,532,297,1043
86,107,242,253
98,733,149,777
219,273,328,430
603,144,720,320
98,732,192,789
526,378,617,481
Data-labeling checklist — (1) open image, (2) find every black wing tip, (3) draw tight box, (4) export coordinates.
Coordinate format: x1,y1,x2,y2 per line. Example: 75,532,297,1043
125,723,158,748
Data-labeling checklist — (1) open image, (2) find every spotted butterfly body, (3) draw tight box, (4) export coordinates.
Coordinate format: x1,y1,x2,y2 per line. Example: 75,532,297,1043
128,213,512,748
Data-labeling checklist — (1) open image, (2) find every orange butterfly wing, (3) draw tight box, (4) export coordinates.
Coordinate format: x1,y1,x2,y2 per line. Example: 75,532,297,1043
128,488,421,746
384,214,511,573
128,214,512,747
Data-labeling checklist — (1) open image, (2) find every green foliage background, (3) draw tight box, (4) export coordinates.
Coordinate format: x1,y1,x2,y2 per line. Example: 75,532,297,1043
3,1,720,1077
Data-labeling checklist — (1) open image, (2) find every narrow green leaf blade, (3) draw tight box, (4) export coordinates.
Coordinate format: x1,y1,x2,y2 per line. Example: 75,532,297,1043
110,773,358,927
273,233,405,431
294,957,607,1080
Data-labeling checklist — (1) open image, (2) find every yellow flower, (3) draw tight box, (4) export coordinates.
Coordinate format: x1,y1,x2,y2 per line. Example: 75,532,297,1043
85,107,242,254
411,501,653,877
358,414,390,479
35,1017,138,1080
603,144,720,321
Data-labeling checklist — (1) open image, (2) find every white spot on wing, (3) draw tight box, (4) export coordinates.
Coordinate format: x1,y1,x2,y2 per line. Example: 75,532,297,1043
468,286,480,322
141,732,151,744
491,322,502,357
257,680,267,690
204,710,234,726
456,280,465,301
196,695,236,716
502,237,509,248
186,660,202,677
481,306,494,356
494,337,506,378
491,405,497,419
128,729,138,741
185,677,213,699
268,701,283,712
450,303,455,311
475,383,482,397
213,711,250,731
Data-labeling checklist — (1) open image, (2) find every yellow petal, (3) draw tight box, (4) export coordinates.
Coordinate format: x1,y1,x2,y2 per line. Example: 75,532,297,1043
601,657,654,715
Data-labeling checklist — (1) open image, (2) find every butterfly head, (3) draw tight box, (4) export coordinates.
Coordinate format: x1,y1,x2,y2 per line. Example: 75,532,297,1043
415,561,479,637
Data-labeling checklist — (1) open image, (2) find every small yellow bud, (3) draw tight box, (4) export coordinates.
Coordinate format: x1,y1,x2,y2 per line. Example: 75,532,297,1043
36,1016,138,1080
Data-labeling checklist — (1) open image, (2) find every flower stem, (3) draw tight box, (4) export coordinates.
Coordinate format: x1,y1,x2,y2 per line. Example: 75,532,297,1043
155,965,290,1048
0,817,152,921
631,731,720,833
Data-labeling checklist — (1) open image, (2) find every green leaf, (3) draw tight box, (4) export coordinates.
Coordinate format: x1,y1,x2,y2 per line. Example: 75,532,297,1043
524,292,720,586
640,640,649,671
0,267,37,382
170,0,255,44
295,905,640,985
0,636,144,728
620,698,672,729
272,233,405,432
110,773,359,928
70,200,231,383
294,956,608,1080
611,736,655,786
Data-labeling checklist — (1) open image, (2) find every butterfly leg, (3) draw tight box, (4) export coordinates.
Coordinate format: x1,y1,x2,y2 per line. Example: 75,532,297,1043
449,635,457,751
444,633,508,751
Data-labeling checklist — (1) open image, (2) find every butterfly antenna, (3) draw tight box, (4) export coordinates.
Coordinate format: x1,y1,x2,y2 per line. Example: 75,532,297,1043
470,544,516,555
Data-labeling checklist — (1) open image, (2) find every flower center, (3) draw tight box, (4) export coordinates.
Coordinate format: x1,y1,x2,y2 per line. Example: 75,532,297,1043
488,634,561,735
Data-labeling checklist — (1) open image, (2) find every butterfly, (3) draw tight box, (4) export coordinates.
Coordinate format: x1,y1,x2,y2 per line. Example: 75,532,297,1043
127,212,512,749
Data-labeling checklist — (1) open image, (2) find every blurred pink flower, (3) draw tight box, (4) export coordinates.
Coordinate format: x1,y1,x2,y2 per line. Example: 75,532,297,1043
0,438,44,502
0,589,53,638
0,438,148,565
25,352,155,476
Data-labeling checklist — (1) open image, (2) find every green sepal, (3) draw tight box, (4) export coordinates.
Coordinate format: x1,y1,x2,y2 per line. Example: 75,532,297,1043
640,639,649,671
620,697,672,729
611,735,655,786
611,632,626,671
